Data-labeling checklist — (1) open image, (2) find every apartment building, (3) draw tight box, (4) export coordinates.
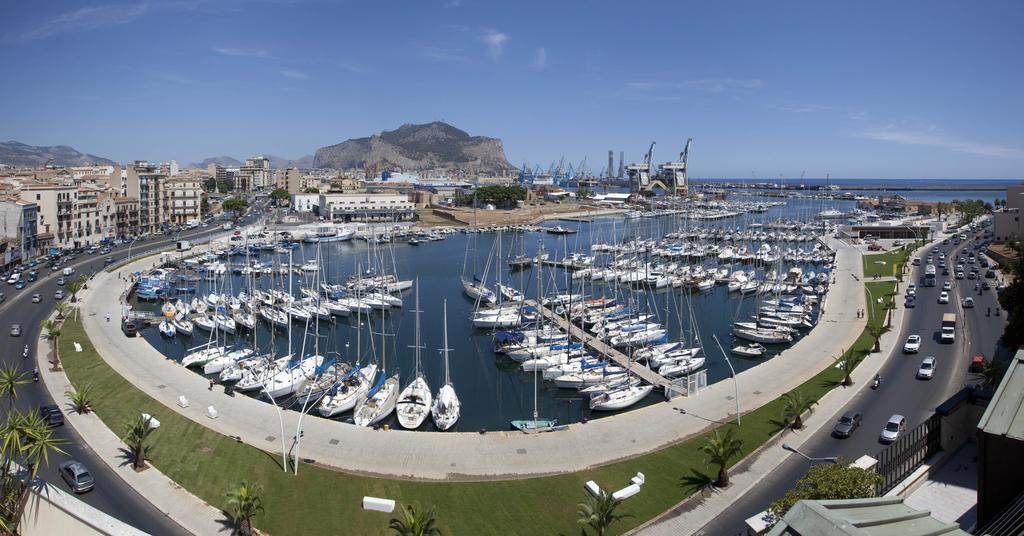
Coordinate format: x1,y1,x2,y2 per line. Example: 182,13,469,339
114,197,140,239
71,185,116,246
162,176,203,225
274,167,306,195
20,183,75,248
125,161,166,234
993,184,1023,243
0,197,39,265
238,156,271,191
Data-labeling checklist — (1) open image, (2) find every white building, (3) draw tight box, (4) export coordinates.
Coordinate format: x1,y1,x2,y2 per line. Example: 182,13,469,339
291,193,318,213
317,192,414,222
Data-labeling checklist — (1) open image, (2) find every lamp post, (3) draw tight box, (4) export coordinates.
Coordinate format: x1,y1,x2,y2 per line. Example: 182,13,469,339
782,443,838,464
712,334,740,425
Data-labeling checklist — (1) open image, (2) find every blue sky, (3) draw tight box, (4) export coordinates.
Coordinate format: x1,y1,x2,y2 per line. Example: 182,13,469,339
1,0,1022,179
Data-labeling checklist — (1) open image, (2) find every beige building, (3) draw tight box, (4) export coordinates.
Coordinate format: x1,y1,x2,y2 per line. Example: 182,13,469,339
125,161,166,234
238,156,271,191
114,196,140,238
993,184,1024,243
162,176,203,225
275,167,305,195
20,183,76,247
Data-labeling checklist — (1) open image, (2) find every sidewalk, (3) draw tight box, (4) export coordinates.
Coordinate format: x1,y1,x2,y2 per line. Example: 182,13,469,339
37,315,225,536
634,235,945,535
75,236,867,480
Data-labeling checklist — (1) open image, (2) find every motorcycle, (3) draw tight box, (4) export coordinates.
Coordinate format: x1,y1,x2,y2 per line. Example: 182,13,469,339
32,368,39,382
872,374,880,390
22,345,28,359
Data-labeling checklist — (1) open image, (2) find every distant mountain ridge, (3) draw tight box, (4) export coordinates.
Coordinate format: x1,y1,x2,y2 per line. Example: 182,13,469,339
0,141,114,167
189,156,242,168
313,121,515,173
189,154,315,170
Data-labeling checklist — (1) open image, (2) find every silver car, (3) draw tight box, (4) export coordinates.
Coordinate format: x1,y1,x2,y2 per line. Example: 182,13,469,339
917,357,936,380
879,414,907,444
59,460,94,493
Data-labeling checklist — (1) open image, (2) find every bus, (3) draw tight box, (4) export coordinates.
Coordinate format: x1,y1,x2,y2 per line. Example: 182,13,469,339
923,263,937,286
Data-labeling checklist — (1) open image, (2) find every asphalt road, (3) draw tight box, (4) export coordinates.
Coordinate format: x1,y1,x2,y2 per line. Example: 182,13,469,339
697,227,1006,535
0,205,266,534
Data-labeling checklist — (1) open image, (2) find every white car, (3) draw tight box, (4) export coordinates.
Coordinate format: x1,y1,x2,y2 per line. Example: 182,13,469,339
938,291,949,304
942,281,951,291
880,414,907,443
956,271,965,280
917,357,936,380
903,335,922,354
962,297,974,308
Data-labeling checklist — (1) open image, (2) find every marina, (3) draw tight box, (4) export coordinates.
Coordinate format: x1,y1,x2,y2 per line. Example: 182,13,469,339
125,194,841,432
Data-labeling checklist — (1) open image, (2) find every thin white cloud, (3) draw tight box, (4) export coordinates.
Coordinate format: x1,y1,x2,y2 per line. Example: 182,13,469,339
279,69,310,80
628,79,764,93
778,103,832,114
21,3,148,40
853,126,1024,158
480,30,508,59
212,46,269,58
681,78,764,93
534,47,547,69
416,45,468,63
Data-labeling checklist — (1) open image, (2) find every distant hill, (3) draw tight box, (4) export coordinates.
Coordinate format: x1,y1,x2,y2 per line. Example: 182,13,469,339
265,154,315,170
189,156,242,169
0,141,114,167
313,122,515,173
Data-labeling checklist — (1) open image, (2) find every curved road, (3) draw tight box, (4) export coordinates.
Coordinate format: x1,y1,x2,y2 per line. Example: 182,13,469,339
696,226,1006,535
0,203,266,534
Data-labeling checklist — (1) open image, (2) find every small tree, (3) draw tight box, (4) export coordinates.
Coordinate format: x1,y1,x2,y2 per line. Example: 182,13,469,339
834,348,856,386
66,383,94,414
54,302,69,320
866,324,885,353
269,188,290,202
65,278,84,303
700,427,744,487
576,490,632,536
225,481,265,536
122,413,157,470
388,502,441,536
303,187,320,194
0,364,29,411
781,391,816,430
42,319,62,370
766,459,882,525
222,197,249,218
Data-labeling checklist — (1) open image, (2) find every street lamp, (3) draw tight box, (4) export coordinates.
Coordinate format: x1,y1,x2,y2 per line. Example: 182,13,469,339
712,334,740,426
782,443,838,463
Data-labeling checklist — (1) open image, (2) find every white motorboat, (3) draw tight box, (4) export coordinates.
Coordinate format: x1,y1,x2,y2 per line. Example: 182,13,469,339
731,342,767,357
590,382,654,411
158,319,176,338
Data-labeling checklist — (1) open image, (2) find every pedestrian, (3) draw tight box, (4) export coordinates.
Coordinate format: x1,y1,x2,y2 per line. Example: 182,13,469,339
209,379,214,391
105,312,111,322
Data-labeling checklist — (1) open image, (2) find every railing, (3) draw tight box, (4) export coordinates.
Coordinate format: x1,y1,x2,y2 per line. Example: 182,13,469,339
874,413,942,495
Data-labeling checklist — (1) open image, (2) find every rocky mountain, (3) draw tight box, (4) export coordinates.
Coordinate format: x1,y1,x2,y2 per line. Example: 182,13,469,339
189,156,242,169
266,154,315,170
313,122,515,173
0,141,114,167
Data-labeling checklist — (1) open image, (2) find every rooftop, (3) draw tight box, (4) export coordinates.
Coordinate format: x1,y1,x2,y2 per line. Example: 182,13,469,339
977,350,1024,441
767,497,969,536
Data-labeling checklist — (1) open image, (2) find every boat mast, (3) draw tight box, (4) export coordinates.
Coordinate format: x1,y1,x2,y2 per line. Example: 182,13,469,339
442,299,450,386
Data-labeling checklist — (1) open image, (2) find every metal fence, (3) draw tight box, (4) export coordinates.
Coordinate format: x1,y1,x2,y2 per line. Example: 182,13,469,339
874,413,942,495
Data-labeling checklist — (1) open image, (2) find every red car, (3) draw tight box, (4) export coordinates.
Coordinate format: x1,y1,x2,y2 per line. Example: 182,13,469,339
970,354,985,373
868,244,884,251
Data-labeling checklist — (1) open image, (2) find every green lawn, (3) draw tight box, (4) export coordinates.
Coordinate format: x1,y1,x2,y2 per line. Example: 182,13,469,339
862,239,929,279
57,283,894,535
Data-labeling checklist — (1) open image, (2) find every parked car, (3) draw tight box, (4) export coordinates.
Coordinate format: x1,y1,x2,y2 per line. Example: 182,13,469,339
917,357,937,380
903,335,921,353
13,281,24,290
970,354,986,373
832,411,862,438
39,405,64,427
904,297,916,308
879,414,907,444
58,460,94,493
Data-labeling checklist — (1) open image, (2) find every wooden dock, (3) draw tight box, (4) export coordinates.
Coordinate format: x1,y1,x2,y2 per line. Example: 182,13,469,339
527,300,684,396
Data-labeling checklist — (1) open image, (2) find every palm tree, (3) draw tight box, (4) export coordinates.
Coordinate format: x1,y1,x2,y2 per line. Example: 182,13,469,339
0,364,29,411
0,407,66,531
834,348,856,386
54,302,69,320
65,383,94,414
225,481,265,536
576,490,632,536
781,390,816,429
700,427,744,487
66,277,85,303
866,324,885,352
122,413,157,470
42,319,62,370
388,502,441,536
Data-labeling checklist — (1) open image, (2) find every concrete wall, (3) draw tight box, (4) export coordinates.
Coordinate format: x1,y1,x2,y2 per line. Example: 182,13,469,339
19,480,148,536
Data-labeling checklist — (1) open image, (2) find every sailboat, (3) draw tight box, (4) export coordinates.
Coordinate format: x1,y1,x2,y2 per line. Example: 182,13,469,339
353,279,400,427
511,247,558,432
431,300,460,431
396,283,432,429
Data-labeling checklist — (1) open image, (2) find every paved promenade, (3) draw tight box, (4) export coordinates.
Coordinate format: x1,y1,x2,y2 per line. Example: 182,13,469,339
77,235,866,480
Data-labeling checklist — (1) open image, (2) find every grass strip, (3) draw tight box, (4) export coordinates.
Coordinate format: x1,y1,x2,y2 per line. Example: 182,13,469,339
59,282,894,535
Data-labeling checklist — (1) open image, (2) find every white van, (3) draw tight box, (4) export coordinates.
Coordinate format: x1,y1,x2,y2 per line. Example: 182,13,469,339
6,273,21,285
62,267,75,277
